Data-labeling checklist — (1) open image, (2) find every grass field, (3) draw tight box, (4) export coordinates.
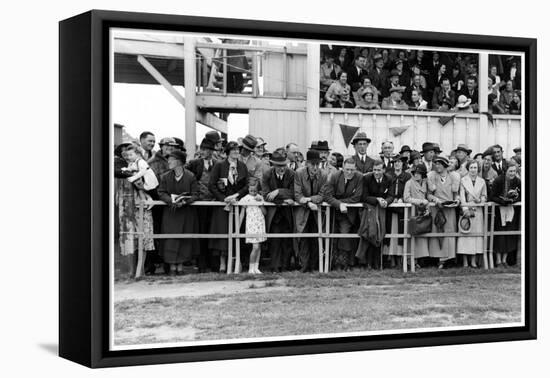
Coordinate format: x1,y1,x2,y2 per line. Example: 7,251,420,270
113,266,522,346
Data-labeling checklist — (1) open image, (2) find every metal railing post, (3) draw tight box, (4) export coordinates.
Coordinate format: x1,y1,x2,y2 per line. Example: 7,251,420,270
410,205,416,273
488,203,496,269
317,208,323,273
403,206,409,273
324,206,331,273
482,203,489,269
234,205,242,274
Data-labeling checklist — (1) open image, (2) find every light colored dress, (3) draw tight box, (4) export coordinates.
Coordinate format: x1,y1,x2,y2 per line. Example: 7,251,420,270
457,175,487,255
239,194,267,244
403,178,430,259
427,171,460,259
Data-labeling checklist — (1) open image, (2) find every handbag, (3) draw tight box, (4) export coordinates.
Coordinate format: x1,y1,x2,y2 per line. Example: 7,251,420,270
408,205,432,235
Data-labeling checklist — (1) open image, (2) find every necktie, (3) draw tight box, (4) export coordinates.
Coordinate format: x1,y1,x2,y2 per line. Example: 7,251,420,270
228,166,236,185
361,155,365,163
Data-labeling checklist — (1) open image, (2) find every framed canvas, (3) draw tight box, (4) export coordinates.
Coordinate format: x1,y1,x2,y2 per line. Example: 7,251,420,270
59,9,537,368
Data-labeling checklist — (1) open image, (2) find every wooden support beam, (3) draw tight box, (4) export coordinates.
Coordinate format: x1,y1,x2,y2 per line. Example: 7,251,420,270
196,94,306,111
115,38,185,59
306,43,321,149
136,54,227,134
184,37,197,158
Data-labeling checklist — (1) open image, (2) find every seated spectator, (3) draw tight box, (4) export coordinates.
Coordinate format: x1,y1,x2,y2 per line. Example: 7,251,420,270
488,93,507,114
428,63,448,91
368,54,389,97
355,77,379,104
487,76,500,100
405,74,429,106
393,59,411,87
320,53,342,94
509,90,521,115
325,71,351,107
333,90,355,109
453,95,474,113
449,64,465,93
499,80,515,110
459,76,479,112
381,86,409,110
432,78,456,111
409,88,428,110
356,88,381,110
489,65,504,91
384,69,403,98
346,55,369,92
335,47,353,71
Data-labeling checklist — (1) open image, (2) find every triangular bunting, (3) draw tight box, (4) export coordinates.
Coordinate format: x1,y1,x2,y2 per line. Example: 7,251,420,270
438,113,457,126
389,125,410,137
339,124,360,148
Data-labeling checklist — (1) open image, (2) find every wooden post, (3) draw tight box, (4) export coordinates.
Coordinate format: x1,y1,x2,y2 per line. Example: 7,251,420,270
282,47,288,99
482,203,489,269
403,206,409,273
488,203,496,269
135,202,145,279
202,58,208,93
305,43,320,149
227,207,234,274
479,52,489,148
324,206,331,273
410,206,415,273
234,206,242,274
183,37,197,158
252,52,259,98
317,208,324,273
222,49,228,96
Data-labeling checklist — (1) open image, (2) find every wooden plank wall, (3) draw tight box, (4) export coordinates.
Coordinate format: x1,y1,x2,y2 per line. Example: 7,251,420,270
318,111,522,159
249,109,307,151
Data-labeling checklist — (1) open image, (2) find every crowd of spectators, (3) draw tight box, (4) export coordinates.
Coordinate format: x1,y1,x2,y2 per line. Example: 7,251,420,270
320,45,522,114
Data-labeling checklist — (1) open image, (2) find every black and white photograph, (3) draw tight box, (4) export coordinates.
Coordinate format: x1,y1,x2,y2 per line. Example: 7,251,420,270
110,27,527,350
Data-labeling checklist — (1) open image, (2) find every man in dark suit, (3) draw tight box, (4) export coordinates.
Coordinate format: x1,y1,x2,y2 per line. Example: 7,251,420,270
459,76,479,112
380,140,395,176
350,132,375,174
346,55,368,92
261,151,296,272
185,138,217,272
294,150,327,272
491,144,508,175
368,54,389,101
432,77,456,111
322,158,363,271
356,160,394,270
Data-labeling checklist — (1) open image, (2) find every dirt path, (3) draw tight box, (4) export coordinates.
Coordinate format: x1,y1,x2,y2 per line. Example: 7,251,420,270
114,278,288,301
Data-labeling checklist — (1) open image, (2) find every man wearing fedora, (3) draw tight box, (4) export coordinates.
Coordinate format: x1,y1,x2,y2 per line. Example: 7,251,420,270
454,144,472,177
381,86,409,110
322,157,363,271
350,132,375,174
356,159,394,270
261,151,296,272
239,134,264,182
420,142,437,172
186,137,218,272
294,150,328,272
205,130,225,162
310,141,338,180
491,144,509,176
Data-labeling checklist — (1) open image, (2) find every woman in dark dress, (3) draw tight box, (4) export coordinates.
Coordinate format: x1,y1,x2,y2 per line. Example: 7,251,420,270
208,141,249,272
489,160,521,267
157,150,200,275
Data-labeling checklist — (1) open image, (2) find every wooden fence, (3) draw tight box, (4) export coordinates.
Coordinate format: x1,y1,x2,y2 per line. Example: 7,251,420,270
132,201,521,278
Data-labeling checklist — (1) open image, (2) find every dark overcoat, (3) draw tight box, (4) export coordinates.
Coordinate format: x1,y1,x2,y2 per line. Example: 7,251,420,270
322,170,363,224
351,153,375,174
157,169,200,263
207,159,249,251
293,167,327,233
261,167,295,231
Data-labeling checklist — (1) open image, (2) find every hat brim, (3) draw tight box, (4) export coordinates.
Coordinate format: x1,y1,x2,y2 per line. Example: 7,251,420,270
456,99,472,108
459,216,472,233
456,147,472,155
352,138,371,144
241,144,256,152
270,159,289,166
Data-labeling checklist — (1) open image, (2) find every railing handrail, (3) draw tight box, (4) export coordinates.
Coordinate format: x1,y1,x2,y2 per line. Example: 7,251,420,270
195,42,307,55
320,108,523,120
141,200,521,208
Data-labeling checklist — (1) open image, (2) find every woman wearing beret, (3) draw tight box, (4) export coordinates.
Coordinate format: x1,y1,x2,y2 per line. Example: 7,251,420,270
157,150,200,275
456,160,487,268
208,141,250,272
403,164,430,266
490,160,521,267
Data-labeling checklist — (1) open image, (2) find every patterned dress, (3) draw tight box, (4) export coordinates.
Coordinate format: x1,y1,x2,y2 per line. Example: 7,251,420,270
116,178,155,256
239,194,267,244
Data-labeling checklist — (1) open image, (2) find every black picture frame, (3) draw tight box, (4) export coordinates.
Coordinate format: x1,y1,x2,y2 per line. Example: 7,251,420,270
59,9,537,368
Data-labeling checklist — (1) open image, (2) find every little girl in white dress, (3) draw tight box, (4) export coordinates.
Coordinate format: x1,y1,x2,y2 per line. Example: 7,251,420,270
238,179,267,274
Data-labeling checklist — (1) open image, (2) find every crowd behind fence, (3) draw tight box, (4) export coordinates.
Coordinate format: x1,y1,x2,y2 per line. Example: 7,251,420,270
132,200,521,278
